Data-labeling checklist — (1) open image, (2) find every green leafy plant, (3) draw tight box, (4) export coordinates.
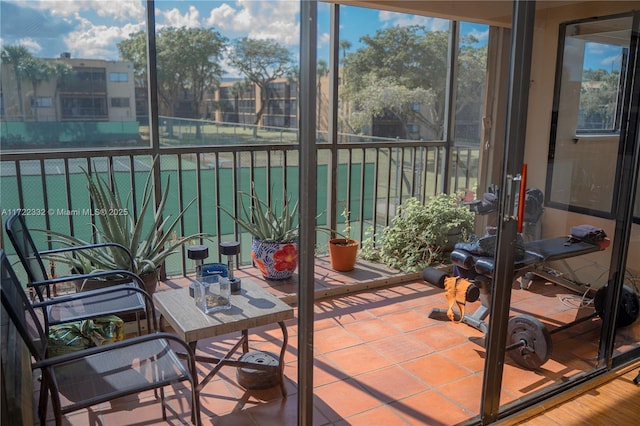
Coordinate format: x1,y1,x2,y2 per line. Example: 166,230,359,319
329,203,357,246
44,157,205,276
220,183,299,243
369,194,474,272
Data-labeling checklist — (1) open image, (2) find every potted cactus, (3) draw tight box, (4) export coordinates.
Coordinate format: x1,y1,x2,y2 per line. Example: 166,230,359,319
43,157,206,295
220,183,299,280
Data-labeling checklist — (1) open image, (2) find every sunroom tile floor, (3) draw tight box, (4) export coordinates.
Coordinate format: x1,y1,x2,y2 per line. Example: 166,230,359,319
40,257,635,425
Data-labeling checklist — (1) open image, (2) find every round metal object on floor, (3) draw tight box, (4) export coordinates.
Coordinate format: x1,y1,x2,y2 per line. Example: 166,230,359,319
236,351,281,390
594,284,639,328
506,315,552,370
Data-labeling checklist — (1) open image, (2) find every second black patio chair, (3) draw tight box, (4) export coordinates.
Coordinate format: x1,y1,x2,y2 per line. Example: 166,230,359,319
0,250,201,426
5,211,156,332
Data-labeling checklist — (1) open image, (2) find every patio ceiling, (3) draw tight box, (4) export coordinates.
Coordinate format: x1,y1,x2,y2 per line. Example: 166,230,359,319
332,1,596,27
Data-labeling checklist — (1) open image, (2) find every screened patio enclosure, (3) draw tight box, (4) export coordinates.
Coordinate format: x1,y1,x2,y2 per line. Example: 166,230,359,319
1,1,639,425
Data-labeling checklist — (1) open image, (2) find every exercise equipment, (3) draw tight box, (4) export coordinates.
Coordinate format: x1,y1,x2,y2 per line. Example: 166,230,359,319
506,315,552,369
188,245,209,297
423,227,639,370
220,241,242,293
447,234,618,334
423,268,553,370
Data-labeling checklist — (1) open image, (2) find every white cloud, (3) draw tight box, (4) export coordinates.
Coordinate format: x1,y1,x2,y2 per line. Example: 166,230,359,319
64,15,144,59
379,10,448,31
468,28,489,43
201,0,299,46
33,0,145,22
600,54,621,69
17,38,44,54
158,5,201,28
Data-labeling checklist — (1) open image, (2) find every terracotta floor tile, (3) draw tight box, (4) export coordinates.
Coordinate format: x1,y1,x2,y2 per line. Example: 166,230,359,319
401,353,473,387
334,405,410,426
313,325,362,353
198,375,246,416
354,365,427,403
410,323,469,351
390,390,471,426
241,394,331,426
367,298,410,317
314,379,384,422
313,355,350,386
499,363,552,397
367,334,434,363
39,267,629,426
324,344,393,377
376,309,432,333
342,317,401,342
436,374,484,415
439,342,487,373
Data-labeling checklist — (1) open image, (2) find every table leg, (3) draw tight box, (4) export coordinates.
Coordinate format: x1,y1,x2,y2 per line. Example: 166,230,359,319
241,329,249,352
277,321,289,397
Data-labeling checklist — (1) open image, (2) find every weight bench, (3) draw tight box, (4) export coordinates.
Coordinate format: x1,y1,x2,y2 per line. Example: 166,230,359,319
422,232,640,369
444,235,609,334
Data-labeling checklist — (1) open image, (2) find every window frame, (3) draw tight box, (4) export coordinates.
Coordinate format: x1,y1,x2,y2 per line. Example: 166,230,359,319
545,12,636,220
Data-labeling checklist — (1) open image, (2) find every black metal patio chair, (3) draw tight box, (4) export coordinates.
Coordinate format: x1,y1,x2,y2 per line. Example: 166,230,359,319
0,250,201,426
5,211,156,333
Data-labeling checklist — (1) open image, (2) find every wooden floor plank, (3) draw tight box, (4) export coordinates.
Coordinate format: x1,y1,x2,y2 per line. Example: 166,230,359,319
513,365,640,425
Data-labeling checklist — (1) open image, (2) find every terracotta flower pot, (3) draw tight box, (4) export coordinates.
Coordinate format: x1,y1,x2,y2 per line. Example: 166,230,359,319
251,237,298,280
328,238,359,272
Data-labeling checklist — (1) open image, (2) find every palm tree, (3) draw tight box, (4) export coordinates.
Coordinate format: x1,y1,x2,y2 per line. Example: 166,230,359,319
50,62,72,121
1,45,34,121
339,39,352,64
317,59,330,132
22,57,54,121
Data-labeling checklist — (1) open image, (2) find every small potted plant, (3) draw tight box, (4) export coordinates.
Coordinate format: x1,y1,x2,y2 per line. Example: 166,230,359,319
328,205,359,272
43,157,206,295
220,183,299,280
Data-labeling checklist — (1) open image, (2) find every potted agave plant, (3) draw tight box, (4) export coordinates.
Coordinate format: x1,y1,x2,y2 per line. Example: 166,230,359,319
44,157,205,295
328,205,359,272
220,183,298,280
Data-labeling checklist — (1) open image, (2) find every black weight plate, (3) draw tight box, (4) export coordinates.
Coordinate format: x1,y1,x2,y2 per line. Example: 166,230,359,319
507,315,552,370
236,351,281,390
594,284,639,328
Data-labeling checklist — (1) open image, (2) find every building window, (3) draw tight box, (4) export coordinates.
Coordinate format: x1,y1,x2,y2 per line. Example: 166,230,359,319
109,72,129,82
30,97,53,107
111,97,130,108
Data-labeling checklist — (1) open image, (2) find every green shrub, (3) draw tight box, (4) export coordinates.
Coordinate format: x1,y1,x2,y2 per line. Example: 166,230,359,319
366,194,474,272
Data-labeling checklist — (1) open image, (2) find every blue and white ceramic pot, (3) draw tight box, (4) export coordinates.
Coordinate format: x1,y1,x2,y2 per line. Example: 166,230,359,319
251,237,298,280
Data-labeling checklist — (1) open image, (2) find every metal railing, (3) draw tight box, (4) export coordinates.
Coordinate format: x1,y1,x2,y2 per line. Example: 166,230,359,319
0,120,479,277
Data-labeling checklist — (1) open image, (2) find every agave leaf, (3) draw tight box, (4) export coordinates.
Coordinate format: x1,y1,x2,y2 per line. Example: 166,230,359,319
45,156,209,276
219,182,298,242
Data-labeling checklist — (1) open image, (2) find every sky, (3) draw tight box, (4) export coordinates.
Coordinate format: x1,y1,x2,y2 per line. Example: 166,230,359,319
0,0,490,76
0,0,619,76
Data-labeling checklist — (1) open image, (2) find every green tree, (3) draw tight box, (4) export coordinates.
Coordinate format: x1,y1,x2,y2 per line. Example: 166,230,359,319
317,59,330,132
22,56,54,121
227,37,293,137
50,62,73,121
229,79,253,126
341,26,485,140
339,39,352,64
579,68,620,130
1,45,34,120
117,31,148,87
119,27,227,128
